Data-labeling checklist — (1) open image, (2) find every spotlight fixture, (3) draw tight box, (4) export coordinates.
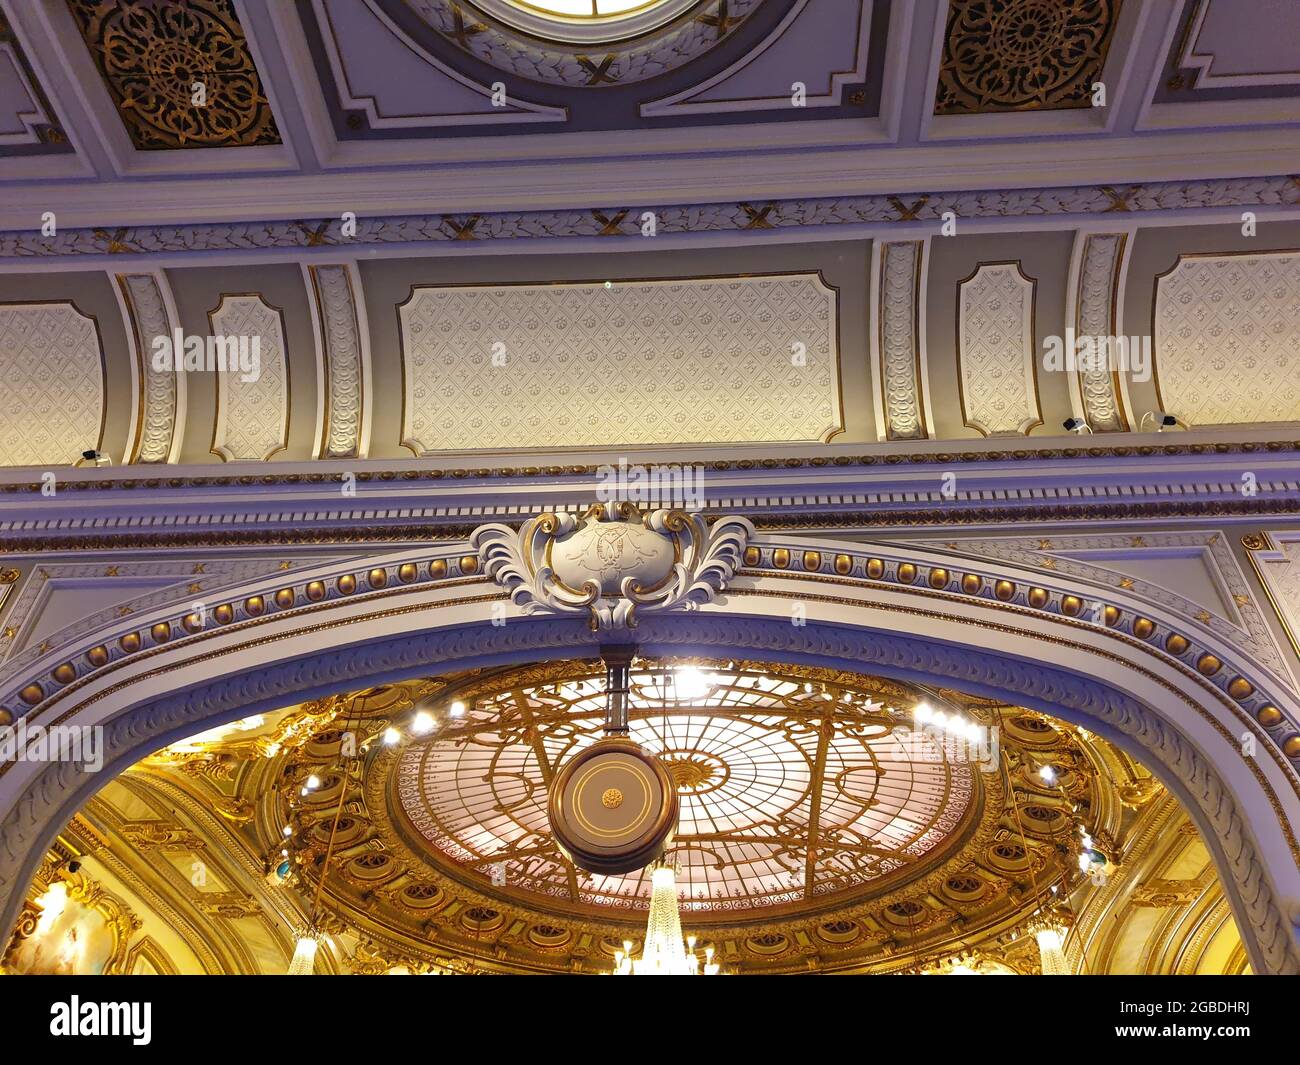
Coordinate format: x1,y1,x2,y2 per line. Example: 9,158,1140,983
1062,417,1092,434
75,449,112,468
1140,410,1180,432
672,666,710,701
449,700,466,718
411,710,435,735
1038,765,1057,785
382,727,400,746
305,774,320,790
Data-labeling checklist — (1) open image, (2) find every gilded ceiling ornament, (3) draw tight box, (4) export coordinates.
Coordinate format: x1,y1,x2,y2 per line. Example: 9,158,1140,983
66,0,281,149
471,504,754,630
935,0,1122,115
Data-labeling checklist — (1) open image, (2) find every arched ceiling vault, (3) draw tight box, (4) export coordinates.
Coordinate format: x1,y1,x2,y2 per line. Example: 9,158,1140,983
2,659,1249,975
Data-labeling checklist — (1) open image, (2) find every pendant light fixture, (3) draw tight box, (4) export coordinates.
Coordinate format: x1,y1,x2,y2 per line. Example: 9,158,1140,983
548,646,678,875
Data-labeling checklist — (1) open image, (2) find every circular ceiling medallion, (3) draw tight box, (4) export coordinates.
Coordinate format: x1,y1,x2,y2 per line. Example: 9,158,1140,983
393,662,978,918
548,737,678,874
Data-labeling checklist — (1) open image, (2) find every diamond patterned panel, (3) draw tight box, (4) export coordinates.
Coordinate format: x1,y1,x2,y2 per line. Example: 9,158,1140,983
400,275,840,452
210,294,288,461
0,302,103,467
1154,253,1300,426
958,262,1041,435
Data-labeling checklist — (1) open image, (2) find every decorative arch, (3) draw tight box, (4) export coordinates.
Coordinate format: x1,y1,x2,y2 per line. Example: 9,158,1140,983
1,527,1298,973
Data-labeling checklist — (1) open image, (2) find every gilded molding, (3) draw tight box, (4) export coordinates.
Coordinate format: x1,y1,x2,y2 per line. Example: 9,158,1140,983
5,496,1300,554
923,530,1291,681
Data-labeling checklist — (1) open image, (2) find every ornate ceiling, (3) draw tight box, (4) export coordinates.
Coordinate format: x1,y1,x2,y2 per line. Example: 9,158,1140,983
0,656,1253,974
0,0,1293,986
0,2,1296,473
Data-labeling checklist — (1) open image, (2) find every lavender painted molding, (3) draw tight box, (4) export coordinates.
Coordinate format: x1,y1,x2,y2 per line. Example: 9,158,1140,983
2,175,1298,260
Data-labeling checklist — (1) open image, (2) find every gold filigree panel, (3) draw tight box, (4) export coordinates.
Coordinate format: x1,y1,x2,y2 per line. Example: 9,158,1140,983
935,0,1123,114
66,0,280,149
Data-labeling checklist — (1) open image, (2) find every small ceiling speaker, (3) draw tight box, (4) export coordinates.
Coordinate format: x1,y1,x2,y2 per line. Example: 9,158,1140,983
547,645,677,875
548,735,677,875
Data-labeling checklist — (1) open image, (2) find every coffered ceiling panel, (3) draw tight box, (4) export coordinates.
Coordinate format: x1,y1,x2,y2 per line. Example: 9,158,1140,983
640,0,876,118
0,12,70,156
935,0,1123,115
208,294,289,461
310,0,565,134
1153,251,1300,427
65,0,281,149
0,301,104,466
1160,0,1300,96
398,273,842,453
957,262,1041,436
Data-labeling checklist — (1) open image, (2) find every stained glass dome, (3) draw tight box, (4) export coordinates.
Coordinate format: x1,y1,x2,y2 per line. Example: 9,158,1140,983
394,662,978,916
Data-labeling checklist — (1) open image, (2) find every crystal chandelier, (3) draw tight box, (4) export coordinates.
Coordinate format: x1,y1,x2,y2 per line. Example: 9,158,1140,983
612,864,720,975
1035,926,1070,976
